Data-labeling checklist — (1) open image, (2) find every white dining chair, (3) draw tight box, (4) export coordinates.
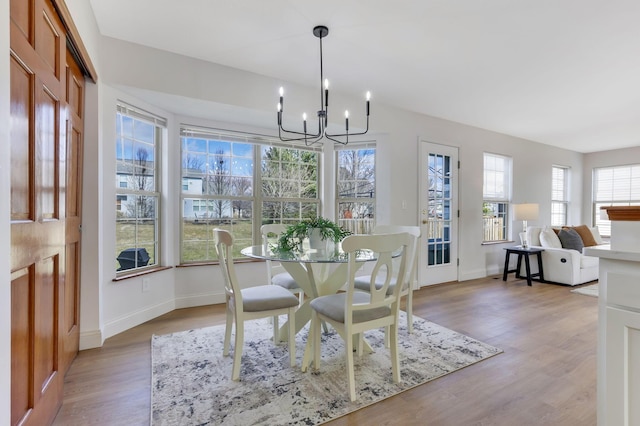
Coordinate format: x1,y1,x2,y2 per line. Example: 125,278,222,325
353,225,421,333
260,224,305,306
213,228,299,381
305,232,410,401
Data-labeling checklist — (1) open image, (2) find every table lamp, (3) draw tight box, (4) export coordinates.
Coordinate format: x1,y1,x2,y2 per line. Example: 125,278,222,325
513,203,539,248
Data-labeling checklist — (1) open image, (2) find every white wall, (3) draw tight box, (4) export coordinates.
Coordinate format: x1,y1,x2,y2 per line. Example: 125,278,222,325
1,0,12,420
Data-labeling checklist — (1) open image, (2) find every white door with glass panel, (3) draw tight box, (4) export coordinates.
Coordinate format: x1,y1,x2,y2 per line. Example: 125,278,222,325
418,142,459,285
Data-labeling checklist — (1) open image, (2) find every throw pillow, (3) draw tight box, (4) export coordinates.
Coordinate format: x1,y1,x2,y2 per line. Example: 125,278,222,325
539,227,562,248
570,224,597,247
557,228,584,251
590,226,605,245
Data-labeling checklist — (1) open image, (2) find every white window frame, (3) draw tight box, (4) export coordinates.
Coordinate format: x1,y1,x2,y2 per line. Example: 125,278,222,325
482,153,512,243
180,126,322,262
115,103,166,274
593,164,640,236
551,165,570,226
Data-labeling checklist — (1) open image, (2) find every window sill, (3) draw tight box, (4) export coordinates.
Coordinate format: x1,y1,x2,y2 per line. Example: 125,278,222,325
481,240,515,246
113,265,173,282
175,258,262,268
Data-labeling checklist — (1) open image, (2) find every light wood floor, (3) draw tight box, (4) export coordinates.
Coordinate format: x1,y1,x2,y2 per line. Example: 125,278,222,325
53,276,598,425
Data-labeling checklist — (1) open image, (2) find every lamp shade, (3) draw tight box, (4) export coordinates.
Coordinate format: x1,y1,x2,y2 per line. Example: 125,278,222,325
513,203,539,221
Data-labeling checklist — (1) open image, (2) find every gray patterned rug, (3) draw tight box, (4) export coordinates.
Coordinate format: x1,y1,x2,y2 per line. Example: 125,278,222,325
151,312,502,425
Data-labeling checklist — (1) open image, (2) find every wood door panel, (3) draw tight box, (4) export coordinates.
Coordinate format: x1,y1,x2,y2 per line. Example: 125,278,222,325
36,0,63,82
10,54,33,221
34,255,59,399
11,268,33,426
38,85,60,220
10,0,33,45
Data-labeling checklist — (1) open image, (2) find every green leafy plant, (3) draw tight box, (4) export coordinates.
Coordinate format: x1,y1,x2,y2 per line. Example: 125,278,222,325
276,217,352,252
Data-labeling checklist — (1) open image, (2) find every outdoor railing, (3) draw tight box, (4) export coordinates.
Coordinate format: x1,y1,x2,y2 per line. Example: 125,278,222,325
338,218,376,235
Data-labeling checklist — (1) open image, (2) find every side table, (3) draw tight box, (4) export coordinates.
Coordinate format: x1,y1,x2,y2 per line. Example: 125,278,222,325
502,246,545,286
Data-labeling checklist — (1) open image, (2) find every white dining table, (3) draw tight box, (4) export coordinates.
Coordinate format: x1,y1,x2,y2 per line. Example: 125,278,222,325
240,244,377,339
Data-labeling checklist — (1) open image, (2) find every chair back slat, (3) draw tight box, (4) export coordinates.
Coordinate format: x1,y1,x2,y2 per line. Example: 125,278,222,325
213,228,242,309
372,225,421,290
342,232,410,315
260,224,288,282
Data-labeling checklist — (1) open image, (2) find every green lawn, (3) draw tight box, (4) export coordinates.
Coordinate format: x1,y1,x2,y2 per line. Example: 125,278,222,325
116,219,255,269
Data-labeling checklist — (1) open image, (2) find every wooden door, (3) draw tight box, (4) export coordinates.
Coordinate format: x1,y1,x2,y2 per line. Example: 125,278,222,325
10,0,85,424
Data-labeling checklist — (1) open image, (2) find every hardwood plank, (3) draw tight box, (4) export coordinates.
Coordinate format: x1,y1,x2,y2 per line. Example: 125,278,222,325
54,277,597,425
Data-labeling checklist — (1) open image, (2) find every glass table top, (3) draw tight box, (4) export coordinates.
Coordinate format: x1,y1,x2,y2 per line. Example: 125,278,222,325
240,245,377,263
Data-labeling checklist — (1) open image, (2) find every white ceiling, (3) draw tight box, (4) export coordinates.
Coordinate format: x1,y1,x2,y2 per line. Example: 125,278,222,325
89,0,640,153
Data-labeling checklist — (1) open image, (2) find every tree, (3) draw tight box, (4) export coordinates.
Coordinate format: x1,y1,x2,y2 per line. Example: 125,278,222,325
205,149,232,219
261,147,318,221
126,147,155,219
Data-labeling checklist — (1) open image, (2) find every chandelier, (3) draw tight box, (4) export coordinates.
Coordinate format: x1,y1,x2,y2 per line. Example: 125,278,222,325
276,25,371,145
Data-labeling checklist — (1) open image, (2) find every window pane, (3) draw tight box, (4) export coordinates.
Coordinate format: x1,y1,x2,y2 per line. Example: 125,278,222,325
551,166,569,226
593,164,640,236
483,153,511,242
116,194,158,270
181,129,319,262
336,146,376,234
482,201,508,242
115,108,162,274
483,153,510,201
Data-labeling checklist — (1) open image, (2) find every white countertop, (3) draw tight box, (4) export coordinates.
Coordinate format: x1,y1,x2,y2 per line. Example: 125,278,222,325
583,244,640,262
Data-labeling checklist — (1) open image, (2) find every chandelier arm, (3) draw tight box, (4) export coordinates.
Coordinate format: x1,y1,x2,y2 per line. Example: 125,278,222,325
277,121,322,139
278,125,324,143
325,115,370,139
278,127,324,145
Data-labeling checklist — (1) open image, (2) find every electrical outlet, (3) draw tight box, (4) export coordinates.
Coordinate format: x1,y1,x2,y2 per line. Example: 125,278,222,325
142,278,150,293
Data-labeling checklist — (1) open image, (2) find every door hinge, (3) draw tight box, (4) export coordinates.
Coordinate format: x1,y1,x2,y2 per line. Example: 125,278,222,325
457,210,460,218
458,160,461,169
457,258,460,266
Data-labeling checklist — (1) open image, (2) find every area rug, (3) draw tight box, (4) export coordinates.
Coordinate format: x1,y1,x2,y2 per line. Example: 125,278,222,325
570,283,599,297
151,312,502,425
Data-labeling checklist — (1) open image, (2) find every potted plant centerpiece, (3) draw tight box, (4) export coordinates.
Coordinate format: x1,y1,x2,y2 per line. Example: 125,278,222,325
277,216,352,253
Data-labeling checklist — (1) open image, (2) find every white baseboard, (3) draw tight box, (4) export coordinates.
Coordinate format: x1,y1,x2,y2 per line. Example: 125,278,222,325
459,268,489,282
79,329,104,350
103,299,175,341
174,292,225,309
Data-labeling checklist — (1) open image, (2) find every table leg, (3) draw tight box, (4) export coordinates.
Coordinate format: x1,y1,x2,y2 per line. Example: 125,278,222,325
502,251,511,281
523,254,532,286
515,254,523,279
536,252,545,282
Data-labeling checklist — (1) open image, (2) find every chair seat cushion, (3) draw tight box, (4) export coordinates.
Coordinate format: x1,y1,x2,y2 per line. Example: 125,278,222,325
310,292,391,324
272,272,301,290
353,275,397,295
239,285,299,312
